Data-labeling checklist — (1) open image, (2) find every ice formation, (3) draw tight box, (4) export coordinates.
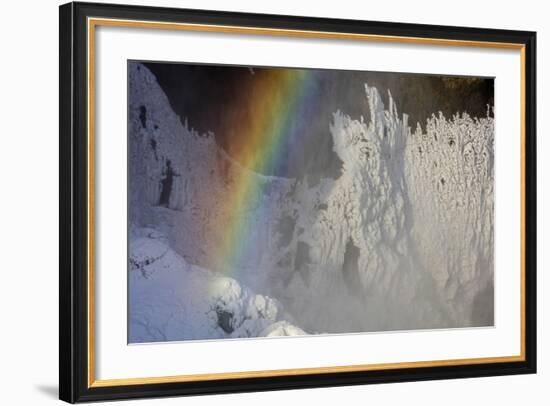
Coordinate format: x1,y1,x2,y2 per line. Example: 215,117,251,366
129,227,304,342
128,63,494,342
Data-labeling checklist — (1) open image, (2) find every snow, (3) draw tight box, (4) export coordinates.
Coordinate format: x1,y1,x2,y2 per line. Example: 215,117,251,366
128,63,494,342
129,227,305,343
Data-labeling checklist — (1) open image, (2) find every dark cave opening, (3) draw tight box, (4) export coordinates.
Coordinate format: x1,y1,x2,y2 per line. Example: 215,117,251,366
139,105,147,128
158,159,176,207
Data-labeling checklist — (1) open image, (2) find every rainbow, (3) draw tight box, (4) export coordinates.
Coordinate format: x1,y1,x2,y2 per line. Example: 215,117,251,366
205,68,319,278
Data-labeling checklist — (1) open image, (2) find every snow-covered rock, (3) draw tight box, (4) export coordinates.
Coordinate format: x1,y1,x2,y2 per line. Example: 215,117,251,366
129,227,305,343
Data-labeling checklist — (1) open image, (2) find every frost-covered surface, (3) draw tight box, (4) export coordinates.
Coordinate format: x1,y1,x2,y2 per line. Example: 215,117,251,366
128,63,494,342
129,227,304,342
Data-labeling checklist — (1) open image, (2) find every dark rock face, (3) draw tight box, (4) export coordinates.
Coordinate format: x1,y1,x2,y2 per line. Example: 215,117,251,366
216,308,234,334
158,159,177,207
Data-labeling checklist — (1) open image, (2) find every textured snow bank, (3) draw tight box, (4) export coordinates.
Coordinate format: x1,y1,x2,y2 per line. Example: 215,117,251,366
129,227,305,343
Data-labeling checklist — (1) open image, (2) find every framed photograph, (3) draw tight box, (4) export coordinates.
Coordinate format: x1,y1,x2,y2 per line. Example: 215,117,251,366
59,1,536,403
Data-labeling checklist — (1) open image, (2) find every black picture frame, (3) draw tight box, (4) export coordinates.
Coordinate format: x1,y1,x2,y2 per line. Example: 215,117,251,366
59,1,537,403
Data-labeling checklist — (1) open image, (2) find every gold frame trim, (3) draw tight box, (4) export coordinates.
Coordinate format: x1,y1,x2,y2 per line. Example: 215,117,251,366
87,17,527,388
